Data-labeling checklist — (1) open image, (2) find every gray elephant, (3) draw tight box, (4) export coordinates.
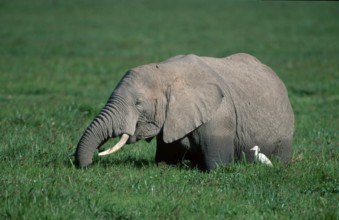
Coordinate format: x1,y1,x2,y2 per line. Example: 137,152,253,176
75,53,294,171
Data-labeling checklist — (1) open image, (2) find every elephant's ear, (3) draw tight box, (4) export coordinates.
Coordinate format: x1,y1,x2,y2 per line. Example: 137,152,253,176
163,67,225,143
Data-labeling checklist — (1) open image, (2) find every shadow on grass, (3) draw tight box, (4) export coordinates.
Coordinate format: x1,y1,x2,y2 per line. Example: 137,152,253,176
98,157,200,171
99,156,155,169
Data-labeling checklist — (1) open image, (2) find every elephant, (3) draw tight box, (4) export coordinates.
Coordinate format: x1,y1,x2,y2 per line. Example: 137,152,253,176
74,53,294,171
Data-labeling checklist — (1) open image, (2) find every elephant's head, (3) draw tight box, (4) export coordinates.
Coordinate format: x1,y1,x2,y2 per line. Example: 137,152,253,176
75,55,226,167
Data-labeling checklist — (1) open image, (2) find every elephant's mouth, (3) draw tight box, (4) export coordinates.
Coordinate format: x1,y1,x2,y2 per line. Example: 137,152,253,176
127,135,138,144
132,121,160,142
128,134,154,144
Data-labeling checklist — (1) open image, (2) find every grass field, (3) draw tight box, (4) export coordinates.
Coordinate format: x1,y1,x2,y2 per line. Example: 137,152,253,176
1,0,338,219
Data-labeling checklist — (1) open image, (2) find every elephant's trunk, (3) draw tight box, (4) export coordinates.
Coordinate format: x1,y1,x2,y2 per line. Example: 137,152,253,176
75,94,136,167
75,106,115,167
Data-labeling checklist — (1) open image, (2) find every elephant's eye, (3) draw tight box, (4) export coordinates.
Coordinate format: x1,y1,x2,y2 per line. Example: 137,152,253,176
136,100,143,111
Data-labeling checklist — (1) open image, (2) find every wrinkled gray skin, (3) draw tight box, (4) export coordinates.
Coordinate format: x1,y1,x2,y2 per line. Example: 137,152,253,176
75,53,294,171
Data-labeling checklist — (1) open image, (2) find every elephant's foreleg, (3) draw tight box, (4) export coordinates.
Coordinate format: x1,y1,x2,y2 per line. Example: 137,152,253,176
155,135,187,165
198,134,235,171
194,112,236,171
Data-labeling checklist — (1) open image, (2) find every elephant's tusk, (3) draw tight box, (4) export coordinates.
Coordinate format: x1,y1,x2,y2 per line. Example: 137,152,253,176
98,134,129,156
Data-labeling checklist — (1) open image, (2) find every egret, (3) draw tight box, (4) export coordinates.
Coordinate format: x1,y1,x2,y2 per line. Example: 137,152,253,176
250,145,273,167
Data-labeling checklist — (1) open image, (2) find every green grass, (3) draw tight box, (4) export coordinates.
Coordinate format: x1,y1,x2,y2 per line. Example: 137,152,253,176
1,0,338,219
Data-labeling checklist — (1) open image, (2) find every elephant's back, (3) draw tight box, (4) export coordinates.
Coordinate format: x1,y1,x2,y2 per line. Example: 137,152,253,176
201,53,289,103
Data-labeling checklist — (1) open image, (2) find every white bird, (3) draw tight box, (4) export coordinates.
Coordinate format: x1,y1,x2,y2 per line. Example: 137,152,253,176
250,145,273,167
